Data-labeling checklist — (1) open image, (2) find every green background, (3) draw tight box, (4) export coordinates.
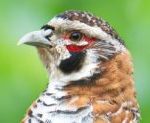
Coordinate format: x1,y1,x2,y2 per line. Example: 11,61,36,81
0,0,149,122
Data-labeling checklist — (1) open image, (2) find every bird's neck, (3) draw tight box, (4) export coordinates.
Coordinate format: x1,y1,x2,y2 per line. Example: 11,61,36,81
33,51,139,122
45,51,137,104
38,47,138,106
45,49,100,97
52,51,139,122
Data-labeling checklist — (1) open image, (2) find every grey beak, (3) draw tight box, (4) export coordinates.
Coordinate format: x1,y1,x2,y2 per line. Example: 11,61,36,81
18,29,52,47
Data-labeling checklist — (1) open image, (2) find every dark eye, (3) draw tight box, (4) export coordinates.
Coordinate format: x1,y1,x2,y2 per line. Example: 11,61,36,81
70,31,83,41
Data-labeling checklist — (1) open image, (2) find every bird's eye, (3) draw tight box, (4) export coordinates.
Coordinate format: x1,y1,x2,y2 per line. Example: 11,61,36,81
69,31,83,42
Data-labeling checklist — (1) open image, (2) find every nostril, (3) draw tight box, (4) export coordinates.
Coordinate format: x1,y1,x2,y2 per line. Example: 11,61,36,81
42,29,53,41
45,33,53,41
41,24,55,41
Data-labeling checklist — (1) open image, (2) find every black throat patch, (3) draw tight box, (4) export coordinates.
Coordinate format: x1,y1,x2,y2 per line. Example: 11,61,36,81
59,52,86,74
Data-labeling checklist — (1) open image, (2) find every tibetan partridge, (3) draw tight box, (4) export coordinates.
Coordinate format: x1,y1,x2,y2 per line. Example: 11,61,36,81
19,10,140,123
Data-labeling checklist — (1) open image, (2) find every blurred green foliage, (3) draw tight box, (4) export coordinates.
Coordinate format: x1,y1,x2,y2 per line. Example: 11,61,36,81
0,0,149,122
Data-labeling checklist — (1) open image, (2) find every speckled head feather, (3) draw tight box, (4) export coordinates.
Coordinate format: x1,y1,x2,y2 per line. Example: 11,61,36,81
56,10,124,44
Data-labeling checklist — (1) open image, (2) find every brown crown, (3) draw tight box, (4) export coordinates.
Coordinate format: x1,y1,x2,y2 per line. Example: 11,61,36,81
57,10,124,44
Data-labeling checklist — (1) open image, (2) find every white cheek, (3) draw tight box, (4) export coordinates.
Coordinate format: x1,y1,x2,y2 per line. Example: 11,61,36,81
76,40,88,46
62,37,88,46
55,45,71,61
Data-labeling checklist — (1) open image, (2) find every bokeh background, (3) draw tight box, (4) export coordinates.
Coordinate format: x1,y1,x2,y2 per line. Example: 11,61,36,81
0,0,149,122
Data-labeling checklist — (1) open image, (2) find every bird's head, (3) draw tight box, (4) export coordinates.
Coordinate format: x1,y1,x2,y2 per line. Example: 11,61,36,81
19,10,126,83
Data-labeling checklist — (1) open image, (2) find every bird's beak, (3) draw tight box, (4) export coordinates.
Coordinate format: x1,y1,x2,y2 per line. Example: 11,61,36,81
18,29,53,47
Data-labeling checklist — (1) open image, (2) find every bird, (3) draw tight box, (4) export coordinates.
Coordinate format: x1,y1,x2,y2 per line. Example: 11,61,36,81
19,10,140,123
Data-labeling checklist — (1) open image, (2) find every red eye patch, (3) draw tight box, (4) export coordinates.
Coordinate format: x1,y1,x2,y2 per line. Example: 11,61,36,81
65,36,95,52
66,45,87,52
